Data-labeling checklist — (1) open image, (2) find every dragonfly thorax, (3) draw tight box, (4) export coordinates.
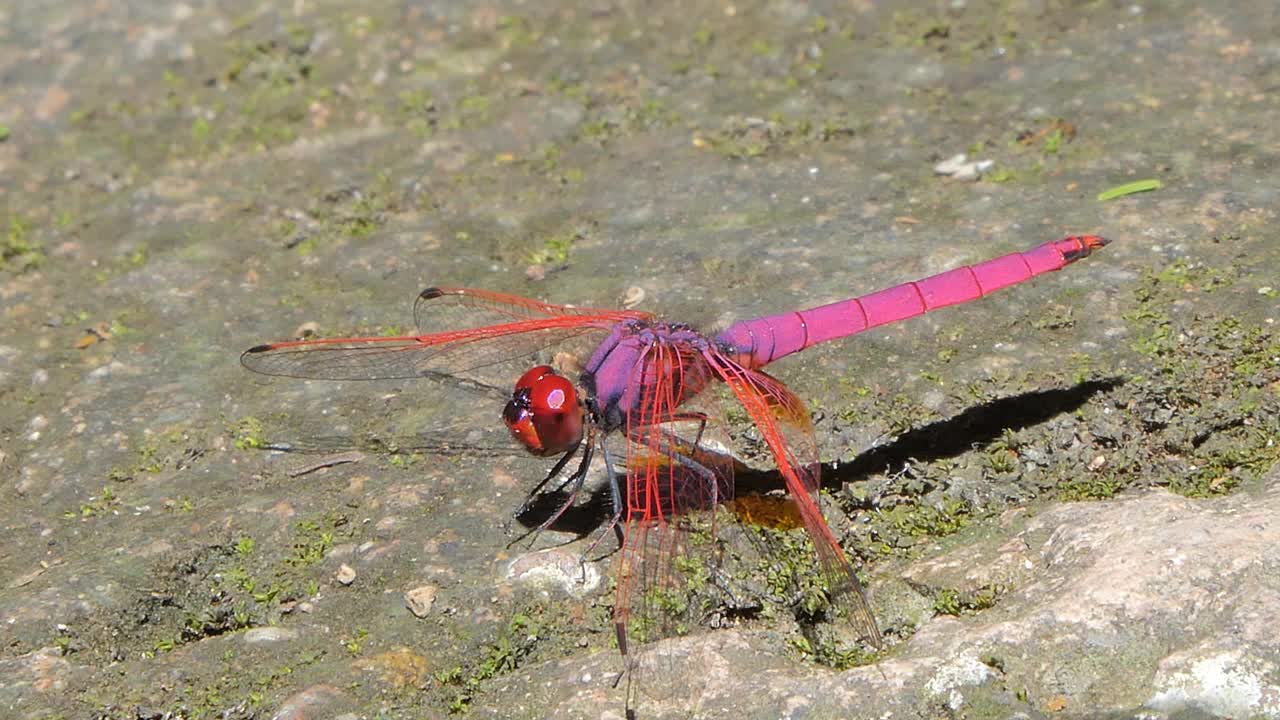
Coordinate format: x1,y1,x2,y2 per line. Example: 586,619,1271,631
580,322,716,431
503,365,585,456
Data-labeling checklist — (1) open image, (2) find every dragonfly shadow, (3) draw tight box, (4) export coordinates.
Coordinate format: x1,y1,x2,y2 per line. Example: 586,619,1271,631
510,488,616,541
826,377,1123,489
735,377,1123,496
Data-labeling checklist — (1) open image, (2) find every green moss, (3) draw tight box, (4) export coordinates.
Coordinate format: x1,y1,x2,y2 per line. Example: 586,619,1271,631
1100,259,1280,499
986,167,1016,183
526,232,576,265
754,525,838,619
440,610,547,714
233,416,268,450
887,498,972,539
288,517,336,567
496,15,538,48
933,585,1001,616
791,633,880,670
1,215,44,272
1058,475,1124,501
63,486,123,519
342,627,368,656
1042,127,1066,154
695,114,857,159
889,394,939,436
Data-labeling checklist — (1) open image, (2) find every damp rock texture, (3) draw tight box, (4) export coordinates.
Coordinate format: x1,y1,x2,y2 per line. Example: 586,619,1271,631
0,1,1277,719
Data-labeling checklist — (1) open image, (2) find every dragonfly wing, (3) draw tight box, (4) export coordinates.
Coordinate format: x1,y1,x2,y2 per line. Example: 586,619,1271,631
614,504,719,709
258,428,525,456
705,350,883,648
613,344,729,709
413,285,649,331
242,288,653,386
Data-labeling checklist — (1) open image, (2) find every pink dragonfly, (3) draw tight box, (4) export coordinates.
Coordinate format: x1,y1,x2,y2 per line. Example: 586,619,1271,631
242,235,1107,708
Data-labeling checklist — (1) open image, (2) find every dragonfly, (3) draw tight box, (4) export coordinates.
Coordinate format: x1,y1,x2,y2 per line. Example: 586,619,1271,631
241,234,1108,710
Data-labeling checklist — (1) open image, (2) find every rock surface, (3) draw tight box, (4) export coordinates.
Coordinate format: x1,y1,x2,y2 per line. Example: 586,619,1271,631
0,1,1276,719
478,467,1280,719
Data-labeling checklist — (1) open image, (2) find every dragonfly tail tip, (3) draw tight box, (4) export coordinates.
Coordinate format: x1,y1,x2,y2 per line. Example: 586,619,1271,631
419,287,445,300
1062,234,1110,262
244,343,273,354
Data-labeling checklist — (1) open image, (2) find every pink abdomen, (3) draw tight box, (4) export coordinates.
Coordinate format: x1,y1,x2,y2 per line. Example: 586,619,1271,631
714,235,1107,368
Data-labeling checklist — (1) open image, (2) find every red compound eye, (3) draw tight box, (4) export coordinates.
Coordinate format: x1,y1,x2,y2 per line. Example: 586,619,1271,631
503,365,584,456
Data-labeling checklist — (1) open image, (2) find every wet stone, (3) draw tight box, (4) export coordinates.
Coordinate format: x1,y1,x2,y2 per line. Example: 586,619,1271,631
3,1,1277,718
1147,649,1280,718
86,360,130,381
0,345,18,383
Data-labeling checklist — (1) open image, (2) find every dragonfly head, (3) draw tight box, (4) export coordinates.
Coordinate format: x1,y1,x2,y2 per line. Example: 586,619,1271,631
503,365,584,456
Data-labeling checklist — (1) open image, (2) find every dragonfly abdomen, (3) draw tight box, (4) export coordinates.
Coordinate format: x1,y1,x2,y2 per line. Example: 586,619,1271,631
715,235,1108,368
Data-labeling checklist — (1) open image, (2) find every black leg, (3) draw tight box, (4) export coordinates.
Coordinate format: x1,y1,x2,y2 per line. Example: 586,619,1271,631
531,438,594,533
504,438,582,533
580,439,627,562
505,428,597,547
625,423,725,507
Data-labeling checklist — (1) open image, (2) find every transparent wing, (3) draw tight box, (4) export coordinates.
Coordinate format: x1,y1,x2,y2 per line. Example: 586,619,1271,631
257,428,525,456
611,341,730,709
241,286,652,387
412,286,643,333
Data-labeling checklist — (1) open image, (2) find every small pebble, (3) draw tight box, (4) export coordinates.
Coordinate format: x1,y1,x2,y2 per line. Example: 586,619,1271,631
243,627,298,644
404,584,438,618
270,684,347,720
506,549,601,596
933,153,995,181
292,321,320,340
335,563,357,585
620,286,645,309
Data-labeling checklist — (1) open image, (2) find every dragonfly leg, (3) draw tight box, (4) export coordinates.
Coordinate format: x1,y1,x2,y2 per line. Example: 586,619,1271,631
625,422,730,508
577,440,626,566
586,422,731,568
506,427,604,549
664,411,708,448
502,437,584,536
669,446,721,507
531,439,595,534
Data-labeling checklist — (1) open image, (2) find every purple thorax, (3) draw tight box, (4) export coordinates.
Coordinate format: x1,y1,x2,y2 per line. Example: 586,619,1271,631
580,320,714,429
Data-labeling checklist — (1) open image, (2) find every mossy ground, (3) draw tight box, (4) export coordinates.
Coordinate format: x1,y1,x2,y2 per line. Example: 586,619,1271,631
1,0,1276,717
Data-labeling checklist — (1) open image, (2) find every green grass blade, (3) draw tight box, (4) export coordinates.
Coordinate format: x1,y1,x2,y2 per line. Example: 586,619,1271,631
1097,179,1163,201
